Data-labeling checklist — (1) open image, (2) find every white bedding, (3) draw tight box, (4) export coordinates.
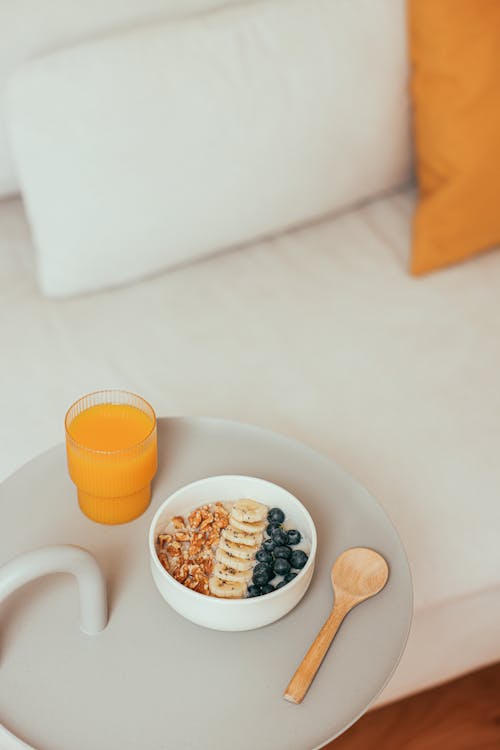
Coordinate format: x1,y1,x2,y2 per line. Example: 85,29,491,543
0,0,240,197
6,0,410,295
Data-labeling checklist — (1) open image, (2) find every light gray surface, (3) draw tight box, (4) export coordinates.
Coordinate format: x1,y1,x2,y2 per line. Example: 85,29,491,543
0,417,412,750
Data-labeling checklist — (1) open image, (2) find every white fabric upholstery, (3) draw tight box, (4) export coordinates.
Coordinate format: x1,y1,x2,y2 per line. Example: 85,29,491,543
0,0,240,197
6,0,411,296
2,188,500,702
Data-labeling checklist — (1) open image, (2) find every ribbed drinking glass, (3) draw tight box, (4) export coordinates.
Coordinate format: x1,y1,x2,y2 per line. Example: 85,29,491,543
65,390,157,524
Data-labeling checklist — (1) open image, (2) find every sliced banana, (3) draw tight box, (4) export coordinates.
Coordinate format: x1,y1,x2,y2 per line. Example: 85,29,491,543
219,536,257,561
207,499,270,599
209,576,247,598
215,547,254,571
232,499,268,524
222,525,262,548
213,562,253,583
230,516,266,534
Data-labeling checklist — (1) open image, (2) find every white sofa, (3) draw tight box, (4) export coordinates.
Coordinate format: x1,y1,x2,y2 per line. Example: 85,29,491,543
1,0,500,712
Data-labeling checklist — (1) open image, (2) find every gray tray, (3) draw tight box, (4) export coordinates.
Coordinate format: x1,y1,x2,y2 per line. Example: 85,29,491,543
0,417,412,750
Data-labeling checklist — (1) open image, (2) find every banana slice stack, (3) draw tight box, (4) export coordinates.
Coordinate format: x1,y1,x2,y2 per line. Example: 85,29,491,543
209,499,268,598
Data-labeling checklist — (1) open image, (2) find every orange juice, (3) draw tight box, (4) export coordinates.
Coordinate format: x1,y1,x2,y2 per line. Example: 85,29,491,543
66,393,157,524
69,403,153,451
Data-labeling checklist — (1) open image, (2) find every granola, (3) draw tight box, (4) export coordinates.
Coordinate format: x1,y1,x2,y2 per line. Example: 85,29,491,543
156,502,230,595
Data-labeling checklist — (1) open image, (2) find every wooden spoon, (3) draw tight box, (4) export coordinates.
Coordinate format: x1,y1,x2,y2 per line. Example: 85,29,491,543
284,547,389,704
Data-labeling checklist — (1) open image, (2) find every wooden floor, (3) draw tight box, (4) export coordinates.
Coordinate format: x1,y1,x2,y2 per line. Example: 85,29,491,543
325,662,500,750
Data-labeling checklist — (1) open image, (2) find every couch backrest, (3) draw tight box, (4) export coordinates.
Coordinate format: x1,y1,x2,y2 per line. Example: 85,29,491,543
7,0,411,296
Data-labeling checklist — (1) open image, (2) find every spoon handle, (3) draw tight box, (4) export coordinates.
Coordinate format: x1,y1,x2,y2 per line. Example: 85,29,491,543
284,599,350,704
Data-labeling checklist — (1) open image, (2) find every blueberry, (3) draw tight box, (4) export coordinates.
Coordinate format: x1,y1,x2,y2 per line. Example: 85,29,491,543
266,522,281,536
286,529,302,546
253,571,270,586
267,508,285,524
253,562,273,577
284,572,297,583
261,583,275,595
255,549,273,565
273,557,291,576
275,580,287,589
271,527,288,546
253,563,273,585
247,585,262,597
273,545,292,560
262,538,275,553
290,550,308,569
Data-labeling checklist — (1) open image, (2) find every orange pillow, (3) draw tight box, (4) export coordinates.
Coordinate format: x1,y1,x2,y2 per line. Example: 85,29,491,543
409,0,500,274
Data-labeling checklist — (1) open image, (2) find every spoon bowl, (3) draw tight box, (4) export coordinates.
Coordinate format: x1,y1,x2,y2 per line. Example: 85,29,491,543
332,547,389,601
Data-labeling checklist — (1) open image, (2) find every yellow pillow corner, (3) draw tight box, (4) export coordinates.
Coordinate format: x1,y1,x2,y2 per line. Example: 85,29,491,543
409,0,500,274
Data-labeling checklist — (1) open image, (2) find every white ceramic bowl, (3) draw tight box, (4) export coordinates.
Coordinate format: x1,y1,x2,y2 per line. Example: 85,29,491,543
149,475,317,631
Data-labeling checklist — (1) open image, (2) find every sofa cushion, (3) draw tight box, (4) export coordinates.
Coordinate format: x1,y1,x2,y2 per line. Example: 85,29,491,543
409,0,500,274
0,0,241,197
7,0,411,296
2,187,500,702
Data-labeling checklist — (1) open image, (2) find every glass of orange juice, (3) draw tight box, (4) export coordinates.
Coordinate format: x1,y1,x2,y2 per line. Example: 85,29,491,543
65,390,157,524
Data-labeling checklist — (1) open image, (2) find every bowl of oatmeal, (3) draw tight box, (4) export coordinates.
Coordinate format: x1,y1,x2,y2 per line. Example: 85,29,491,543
148,475,317,631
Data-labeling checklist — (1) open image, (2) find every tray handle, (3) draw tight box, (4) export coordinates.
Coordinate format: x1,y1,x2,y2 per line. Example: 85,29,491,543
0,544,108,750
